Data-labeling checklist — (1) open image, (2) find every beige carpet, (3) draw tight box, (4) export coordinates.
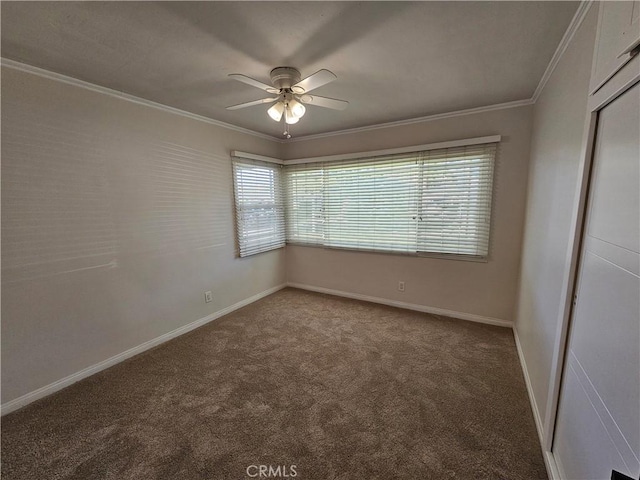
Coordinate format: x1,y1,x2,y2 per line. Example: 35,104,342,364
1,288,547,479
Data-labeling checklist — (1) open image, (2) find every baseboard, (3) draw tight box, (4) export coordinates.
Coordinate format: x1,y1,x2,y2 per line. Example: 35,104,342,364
1,283,287,416
545,451,563,480
513,327,561,480
287,282,512,328
513,328,545,442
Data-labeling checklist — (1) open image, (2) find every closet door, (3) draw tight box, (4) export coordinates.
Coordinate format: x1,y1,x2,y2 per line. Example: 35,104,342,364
552,82,639,479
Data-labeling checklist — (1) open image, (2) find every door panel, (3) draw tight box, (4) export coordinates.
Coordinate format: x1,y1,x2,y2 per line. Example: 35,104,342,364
552,82,640,480
587,97,640,252
554,363,630,480
591,2,640,92
569,251,639,451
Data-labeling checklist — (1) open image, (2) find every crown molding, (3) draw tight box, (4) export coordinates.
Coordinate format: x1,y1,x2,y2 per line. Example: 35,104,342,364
284,99,533,143
531,1,594,103
3,57,533,145
0,58,280,142
4,0,588,152
288,0,593,144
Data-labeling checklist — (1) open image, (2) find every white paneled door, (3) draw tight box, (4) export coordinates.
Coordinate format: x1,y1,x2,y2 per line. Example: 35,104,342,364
552,82,640,479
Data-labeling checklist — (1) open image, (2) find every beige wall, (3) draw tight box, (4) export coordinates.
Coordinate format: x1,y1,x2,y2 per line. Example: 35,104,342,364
3,13,594,409
284,106,533,322
514,5,597,433
1,67,286,404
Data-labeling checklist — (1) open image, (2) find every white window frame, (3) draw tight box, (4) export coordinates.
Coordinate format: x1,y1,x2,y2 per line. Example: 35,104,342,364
231,135,499,261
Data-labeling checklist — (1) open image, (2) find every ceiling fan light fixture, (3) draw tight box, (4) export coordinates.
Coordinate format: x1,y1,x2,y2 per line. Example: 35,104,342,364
267,102,285,121
228,67,347,135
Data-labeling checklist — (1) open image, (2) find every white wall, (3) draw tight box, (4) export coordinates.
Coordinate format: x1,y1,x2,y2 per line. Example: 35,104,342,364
284,106,533,323
1,67,285,405
514,4,597,436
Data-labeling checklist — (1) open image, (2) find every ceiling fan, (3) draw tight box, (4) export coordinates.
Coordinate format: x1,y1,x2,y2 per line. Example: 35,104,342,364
226,67,348,137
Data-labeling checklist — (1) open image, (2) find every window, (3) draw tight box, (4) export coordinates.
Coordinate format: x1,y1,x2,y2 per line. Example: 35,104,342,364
285,155,421,253
232,157,285,257
284,143,496,258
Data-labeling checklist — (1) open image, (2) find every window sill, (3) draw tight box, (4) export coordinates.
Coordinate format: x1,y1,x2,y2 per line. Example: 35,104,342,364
285,242,488,263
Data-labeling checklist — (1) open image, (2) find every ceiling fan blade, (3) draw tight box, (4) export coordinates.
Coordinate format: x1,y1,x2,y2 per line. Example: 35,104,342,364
229,74,278,93
292,69,337,93
226,97,278,110
299,94,348,111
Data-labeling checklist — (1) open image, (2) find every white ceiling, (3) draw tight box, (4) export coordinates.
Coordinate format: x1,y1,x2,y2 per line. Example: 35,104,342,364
1,1,578,139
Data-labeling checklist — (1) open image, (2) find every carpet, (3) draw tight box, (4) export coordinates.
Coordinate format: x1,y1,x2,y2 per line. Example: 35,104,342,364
1,288,547,479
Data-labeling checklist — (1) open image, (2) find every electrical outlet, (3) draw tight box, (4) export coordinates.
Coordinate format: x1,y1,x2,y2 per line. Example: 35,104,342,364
398,281,405,292
204,291,213,303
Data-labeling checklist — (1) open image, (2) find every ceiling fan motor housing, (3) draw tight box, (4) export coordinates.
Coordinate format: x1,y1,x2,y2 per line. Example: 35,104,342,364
270,67,301,90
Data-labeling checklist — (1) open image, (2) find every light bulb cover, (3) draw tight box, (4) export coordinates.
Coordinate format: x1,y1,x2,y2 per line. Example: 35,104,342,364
289,99,306,118
267,102,285,122
285,107,299,124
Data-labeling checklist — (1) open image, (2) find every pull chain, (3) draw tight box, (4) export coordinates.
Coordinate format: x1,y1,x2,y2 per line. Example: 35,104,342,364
282,98,292,139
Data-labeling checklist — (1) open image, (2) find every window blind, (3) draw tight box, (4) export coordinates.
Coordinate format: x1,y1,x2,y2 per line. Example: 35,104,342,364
284,143,496,257
417,144,496,256
285,154,421,253
232,157,285,257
